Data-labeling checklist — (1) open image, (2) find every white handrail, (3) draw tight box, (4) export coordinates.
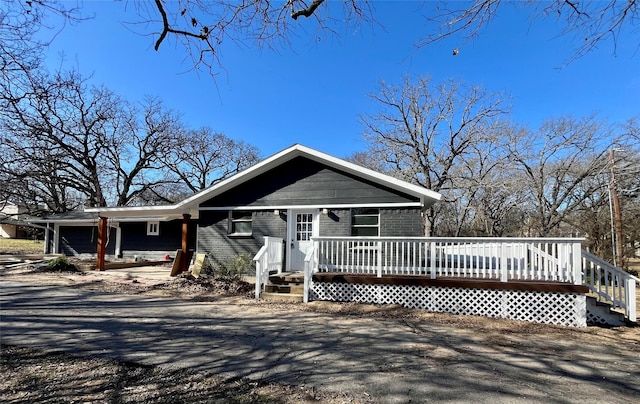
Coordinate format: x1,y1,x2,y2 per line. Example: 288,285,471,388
253,236,284,299
312,237,584,284
303,244,317,303
582,250,638,322
253,245,268,299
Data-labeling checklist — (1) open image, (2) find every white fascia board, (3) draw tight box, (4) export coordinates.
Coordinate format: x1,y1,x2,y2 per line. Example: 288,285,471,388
37,219,98,225
41,220,118,228
84,205,182,218
199,202,423,211
295,145,442,202
111,216,178,222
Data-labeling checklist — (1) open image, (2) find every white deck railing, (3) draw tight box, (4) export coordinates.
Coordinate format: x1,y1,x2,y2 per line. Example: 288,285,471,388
312,237,584,284
582,250,638,322
253,236,283,299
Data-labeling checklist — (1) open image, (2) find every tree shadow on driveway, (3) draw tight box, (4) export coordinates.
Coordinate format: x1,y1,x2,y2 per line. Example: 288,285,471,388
1,281,639,403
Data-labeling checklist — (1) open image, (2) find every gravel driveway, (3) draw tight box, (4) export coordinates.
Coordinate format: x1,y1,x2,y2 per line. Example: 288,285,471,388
1,279,639,403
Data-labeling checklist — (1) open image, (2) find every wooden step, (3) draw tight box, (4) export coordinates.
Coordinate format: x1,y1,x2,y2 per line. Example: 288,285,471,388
265,284,305,294
261,292,304,302
269,271,304,284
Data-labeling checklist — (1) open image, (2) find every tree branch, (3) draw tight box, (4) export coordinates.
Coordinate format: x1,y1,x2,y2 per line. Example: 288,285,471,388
291,0,325,20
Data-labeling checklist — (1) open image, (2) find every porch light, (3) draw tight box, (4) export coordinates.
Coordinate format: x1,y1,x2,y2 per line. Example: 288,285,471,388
322,208,329,215
273,209,280,216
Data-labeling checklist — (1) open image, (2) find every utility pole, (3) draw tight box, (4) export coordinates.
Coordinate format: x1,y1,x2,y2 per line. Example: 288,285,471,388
609,149,624,268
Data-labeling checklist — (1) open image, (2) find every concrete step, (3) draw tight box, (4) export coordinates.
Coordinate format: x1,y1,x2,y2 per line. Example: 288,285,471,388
261,292,304,302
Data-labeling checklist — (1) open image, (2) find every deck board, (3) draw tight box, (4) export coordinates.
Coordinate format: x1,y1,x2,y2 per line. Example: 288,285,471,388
312,272,589,294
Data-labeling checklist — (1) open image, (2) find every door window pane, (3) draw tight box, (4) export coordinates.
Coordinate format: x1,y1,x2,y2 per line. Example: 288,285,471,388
296,213,313,241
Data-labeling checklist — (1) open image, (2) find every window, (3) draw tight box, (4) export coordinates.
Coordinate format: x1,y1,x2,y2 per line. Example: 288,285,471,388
351,208,379,236
296,213,313,241
147,221,160,236
229,211,252,236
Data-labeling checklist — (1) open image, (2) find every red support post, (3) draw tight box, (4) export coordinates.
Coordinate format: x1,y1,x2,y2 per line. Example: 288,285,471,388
181,213,191,272
97,216,107,271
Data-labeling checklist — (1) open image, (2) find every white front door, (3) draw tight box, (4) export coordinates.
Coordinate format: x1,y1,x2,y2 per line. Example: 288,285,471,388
287,209,319,271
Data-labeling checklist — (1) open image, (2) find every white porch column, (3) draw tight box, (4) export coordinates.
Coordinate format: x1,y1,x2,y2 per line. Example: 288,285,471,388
115,225,122,258
53,223,59,254
43,223,50,254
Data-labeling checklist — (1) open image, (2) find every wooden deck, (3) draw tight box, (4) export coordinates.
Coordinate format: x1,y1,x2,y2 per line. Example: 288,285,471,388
312,272,590,294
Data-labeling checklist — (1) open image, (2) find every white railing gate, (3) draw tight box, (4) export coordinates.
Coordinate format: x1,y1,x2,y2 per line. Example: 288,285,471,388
253,236,283,299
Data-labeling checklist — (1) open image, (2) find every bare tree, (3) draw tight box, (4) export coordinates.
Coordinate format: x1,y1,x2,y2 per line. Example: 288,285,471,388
0,68,183,210
102,97,186,207
506,115,616,236
137,0,374,73
164,127,260,194
141,0,639,71
361,75,510,236
421,1,639,64
4,1,637,77
447,126,528,237
0,61,263,211
0,68,119,209
1,0,84,73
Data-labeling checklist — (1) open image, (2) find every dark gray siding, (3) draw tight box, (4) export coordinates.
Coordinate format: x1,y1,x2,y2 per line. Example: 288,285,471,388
195,208,422,266
119,220,196,258
59,226,116,256
197,210,286,267
319,208,422,237
200,157,419,208
380,208,423,237
318,208,351,237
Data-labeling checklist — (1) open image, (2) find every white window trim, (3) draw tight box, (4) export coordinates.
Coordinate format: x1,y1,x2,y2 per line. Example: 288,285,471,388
147,221,160,236
351,208,380,236
228,211,253,236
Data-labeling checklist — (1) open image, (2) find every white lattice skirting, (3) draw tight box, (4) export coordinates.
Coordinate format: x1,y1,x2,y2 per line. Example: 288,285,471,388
310,282,587,327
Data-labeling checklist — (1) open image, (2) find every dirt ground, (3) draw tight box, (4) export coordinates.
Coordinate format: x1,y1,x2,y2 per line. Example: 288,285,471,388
1,259,639,403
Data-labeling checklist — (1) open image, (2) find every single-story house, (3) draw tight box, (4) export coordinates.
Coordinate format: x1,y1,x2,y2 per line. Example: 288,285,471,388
42,144,440,269
39,144,638,327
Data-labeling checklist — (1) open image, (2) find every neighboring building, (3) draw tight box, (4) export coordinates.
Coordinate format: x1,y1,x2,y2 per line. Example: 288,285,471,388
0,202,41,239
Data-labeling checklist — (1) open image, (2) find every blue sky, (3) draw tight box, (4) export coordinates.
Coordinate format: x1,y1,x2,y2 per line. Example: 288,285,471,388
41,1,639,159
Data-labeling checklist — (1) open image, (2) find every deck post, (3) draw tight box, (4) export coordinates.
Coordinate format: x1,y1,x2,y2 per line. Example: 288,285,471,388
96,216,107,271
625,278,637,322
255,260,262,300
181,213,191,272
430,242,436,279
376,241,382,278
500,243,508,282
572,241,582,285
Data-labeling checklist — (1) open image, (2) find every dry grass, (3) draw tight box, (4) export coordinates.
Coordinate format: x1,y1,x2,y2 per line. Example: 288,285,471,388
0,238,44,255
0,345,368,404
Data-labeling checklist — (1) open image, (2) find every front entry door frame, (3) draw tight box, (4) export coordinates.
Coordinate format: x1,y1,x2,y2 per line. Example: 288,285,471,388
286,208,319,272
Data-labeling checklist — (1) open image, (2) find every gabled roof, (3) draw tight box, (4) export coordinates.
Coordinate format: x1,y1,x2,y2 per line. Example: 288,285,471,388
85,144,441,218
